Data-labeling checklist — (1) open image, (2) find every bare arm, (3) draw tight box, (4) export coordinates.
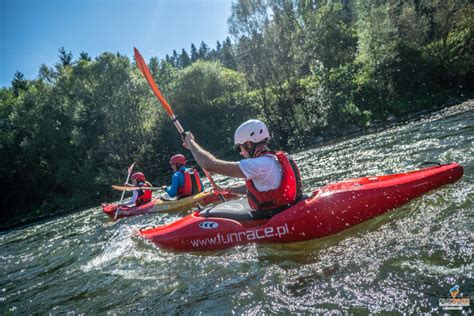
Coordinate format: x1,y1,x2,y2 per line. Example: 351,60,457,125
122,190,138,206
184,132,245,178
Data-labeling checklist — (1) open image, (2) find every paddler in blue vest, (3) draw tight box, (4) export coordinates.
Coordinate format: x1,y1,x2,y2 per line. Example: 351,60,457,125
161,154,204,198
183,119,303,219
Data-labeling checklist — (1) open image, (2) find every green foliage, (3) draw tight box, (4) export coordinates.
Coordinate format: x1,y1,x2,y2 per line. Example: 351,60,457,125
168,61,258,151
301,0,357,70
422,2,473,85
11,71,29,97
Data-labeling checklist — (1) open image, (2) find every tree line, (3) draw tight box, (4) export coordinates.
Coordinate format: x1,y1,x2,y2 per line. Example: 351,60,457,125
1,0,472,226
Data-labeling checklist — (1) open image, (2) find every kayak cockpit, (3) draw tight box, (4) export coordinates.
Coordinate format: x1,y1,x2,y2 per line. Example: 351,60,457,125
199,192,317,221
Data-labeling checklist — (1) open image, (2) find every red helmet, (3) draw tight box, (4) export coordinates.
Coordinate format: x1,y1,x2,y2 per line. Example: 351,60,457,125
170,154,186,166
131,172,145,181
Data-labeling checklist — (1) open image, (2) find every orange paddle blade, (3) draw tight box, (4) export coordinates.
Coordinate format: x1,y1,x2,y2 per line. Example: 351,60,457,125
133,47,175,117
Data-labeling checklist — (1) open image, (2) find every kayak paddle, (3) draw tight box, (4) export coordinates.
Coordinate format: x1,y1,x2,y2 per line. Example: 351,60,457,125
112,185,164,191
133,47,225,201
115,161,136,219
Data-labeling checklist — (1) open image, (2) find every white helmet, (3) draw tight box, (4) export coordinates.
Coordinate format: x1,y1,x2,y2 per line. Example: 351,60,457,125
234,119,270,145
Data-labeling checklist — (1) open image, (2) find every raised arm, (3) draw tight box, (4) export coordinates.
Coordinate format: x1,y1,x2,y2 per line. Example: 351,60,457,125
184,132,245,179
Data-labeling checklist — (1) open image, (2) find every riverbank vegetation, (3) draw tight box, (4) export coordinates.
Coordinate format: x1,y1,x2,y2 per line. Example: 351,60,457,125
1,0,472,227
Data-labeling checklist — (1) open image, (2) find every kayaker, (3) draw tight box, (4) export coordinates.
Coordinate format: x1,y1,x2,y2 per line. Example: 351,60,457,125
161,154,204,198
122,172,152,206
183,119,302,219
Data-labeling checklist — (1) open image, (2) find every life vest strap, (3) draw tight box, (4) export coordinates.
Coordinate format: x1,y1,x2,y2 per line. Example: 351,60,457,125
250,204,290,219
288,156,303,201
247,190,276,210
190,171,199,195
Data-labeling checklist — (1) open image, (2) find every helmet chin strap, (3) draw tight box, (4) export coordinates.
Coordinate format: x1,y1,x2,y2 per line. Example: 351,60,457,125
243,142,268,158
242,142,257,158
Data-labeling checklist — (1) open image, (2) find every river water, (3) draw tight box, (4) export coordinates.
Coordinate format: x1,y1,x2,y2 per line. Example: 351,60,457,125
1,103,473,314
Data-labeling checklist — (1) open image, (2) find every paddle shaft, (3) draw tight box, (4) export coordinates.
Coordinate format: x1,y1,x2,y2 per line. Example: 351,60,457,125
112,185,164,191
202,169,226,202
134,47,224,201
118,186,127,204
170,114,186,139
115,162,135,219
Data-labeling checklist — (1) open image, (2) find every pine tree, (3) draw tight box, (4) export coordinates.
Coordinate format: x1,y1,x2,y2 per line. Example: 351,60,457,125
198,41,210,60
11,71,28,96
221,37,236,69
58,47,73,66
171,50,179,67
190,43,198,62
79,52,91,61
179,49,191,68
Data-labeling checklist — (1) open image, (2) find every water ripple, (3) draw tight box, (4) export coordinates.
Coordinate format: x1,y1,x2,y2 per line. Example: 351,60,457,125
1,106,473,314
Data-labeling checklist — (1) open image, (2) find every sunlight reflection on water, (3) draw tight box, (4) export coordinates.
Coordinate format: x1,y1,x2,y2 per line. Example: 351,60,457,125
1,106,473,314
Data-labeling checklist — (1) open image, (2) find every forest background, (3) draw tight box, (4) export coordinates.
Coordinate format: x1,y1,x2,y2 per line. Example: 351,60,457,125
1,0,472,227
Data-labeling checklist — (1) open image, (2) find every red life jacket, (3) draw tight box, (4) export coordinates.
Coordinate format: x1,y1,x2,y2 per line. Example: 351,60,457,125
136,181,152,206
177,168,203,197
245,151,302,212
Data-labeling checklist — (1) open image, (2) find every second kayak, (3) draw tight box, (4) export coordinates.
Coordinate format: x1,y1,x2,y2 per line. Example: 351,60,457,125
102,190,236,220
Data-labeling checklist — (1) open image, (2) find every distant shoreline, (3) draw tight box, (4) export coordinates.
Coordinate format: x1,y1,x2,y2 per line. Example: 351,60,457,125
294,99,473,153
1,99,472,232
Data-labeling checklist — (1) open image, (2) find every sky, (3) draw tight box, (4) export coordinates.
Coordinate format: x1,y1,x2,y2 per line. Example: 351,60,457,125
0,0,233,87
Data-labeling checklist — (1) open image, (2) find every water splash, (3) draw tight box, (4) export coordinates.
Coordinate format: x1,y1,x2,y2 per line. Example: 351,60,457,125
1,105,473,314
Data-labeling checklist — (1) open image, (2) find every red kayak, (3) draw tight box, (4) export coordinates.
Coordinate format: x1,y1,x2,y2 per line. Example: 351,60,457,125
102,190,236,220
139,163,463,251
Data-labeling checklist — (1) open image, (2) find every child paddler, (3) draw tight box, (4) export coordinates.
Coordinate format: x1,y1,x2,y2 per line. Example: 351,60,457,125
121,172,153,206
